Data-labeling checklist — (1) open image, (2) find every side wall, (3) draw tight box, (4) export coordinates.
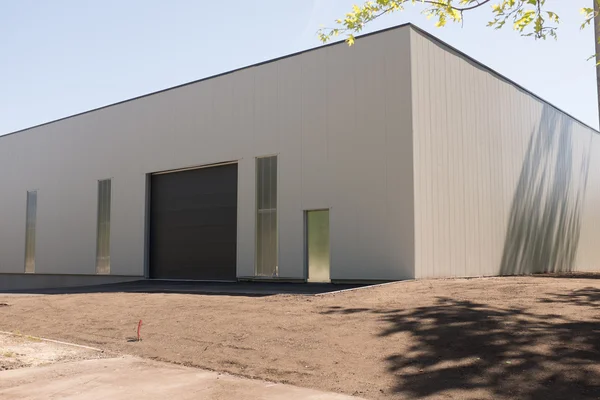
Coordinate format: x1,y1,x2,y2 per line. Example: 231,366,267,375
0,27,415,285
410,27,600,278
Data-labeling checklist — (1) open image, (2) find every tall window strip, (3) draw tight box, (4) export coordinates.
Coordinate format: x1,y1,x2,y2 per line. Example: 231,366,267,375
96,179,112,274
24,191,37,273
255,156,278,277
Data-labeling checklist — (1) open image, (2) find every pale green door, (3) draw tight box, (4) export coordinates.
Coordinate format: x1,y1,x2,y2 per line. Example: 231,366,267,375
306,210,330,283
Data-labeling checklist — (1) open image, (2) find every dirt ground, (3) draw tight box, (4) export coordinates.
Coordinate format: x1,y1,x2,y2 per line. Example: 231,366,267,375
0,275,599,400
0,333,103,371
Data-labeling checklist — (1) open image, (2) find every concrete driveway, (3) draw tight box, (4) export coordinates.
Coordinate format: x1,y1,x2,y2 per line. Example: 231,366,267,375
0,356,362,400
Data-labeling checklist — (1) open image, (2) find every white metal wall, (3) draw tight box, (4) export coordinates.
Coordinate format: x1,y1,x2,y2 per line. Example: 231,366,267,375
410,27,600,278
0,26,415,281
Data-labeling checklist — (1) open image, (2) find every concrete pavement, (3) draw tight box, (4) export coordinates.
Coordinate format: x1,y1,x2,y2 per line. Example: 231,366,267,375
0,356,364,400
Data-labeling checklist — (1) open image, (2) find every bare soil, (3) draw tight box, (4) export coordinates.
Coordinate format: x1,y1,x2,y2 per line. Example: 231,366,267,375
0,333,103,371
0,275,599,400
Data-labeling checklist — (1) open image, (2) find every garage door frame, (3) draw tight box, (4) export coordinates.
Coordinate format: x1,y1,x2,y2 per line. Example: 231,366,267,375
143,160,239,281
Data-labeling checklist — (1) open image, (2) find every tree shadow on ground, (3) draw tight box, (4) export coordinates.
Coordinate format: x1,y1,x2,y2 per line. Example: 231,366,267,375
538,287,600,309
323,290,600,399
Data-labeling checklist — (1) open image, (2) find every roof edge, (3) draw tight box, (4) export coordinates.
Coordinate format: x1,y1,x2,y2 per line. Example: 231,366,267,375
2,21,597,138
407,24,599,134
2,24,415,139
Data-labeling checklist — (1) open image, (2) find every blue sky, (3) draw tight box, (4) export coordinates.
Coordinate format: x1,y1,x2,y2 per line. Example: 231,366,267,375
1,0,597,135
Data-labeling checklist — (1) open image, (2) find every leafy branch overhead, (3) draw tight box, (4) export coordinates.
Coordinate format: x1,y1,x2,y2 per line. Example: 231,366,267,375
318,0,600,45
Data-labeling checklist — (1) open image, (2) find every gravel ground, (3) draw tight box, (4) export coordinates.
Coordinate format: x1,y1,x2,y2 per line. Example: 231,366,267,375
0,275,599,400
0,333,104,371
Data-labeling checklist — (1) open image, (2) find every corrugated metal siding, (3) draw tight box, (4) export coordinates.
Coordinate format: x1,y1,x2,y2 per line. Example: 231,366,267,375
0,26,415,280
410,28,600,278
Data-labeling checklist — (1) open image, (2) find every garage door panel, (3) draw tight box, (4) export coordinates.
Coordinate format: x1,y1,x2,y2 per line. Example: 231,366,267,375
149,164,238,280
155,240,236,251
169,196,237,211
153,209,237,227
154,233,236,247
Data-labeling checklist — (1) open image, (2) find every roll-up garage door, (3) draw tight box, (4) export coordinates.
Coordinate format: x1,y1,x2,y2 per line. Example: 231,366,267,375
149,163,237,280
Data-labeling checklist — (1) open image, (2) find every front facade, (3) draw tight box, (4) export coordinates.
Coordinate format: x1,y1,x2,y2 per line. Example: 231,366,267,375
1,24,599,290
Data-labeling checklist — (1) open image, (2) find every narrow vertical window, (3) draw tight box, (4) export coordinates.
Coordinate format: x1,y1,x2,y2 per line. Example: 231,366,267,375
256,156,278,277
24,191,37,273
96,179,111,274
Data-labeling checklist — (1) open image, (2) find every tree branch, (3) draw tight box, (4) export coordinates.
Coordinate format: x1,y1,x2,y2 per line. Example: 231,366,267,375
421,0,493,12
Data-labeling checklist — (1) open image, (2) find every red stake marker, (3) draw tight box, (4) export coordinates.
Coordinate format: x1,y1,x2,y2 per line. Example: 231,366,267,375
137,320,143,341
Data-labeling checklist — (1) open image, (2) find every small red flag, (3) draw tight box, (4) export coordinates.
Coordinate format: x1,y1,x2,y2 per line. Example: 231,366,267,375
137,320,143,341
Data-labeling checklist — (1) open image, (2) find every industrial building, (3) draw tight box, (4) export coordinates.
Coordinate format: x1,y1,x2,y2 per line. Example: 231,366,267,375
1,23,599,290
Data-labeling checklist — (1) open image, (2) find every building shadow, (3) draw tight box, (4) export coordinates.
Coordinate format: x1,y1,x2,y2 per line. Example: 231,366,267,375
531,272,600,280
321,290,600,399
0,280,368,297
499,105,592,275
